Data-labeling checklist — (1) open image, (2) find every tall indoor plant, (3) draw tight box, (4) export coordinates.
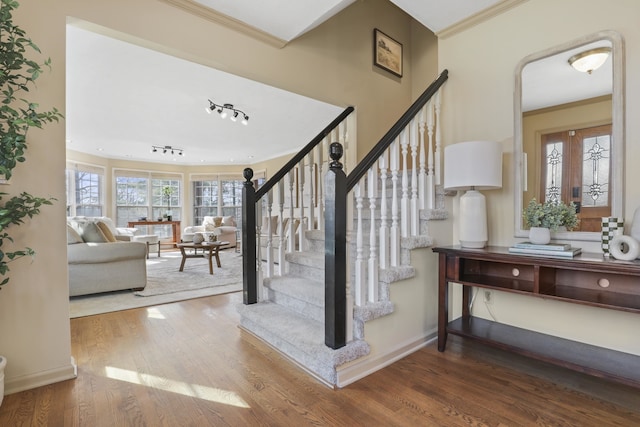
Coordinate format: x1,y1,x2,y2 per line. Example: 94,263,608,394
0,0,61,288
0,0,62,405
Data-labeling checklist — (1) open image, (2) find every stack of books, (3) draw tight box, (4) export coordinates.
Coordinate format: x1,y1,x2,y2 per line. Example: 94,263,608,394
508,242,582,258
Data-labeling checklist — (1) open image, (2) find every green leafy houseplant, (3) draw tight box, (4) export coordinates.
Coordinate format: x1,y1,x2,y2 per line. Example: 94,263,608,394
0,0,61,287
523,198,579,231
162,186,174,219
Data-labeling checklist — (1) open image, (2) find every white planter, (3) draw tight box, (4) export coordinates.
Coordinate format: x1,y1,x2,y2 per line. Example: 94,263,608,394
0,355,6,407
529,227,551,245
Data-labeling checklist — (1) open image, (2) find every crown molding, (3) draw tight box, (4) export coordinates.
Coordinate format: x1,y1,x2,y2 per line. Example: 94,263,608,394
436,0,529,39
159,0,288,48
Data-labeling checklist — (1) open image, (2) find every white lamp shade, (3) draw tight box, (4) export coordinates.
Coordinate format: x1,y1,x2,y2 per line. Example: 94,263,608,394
444,140,502,191
444,140,503,248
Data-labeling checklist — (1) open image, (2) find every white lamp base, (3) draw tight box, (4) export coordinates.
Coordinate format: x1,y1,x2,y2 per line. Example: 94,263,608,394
459,189,488,248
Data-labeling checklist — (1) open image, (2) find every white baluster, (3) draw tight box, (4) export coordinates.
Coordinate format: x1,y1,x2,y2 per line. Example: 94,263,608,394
277,180,285,275
418,105,427,210
317,138,326,231
390,138,400,267
400,129,410,238
426,98,435,209
379,148,390,270
298,161,306,251
287,170,295,254
339,122,349,174
354,180,365,306
255,203,264,301
346,193,354,341
410,117,419,236
265,189,273,278
308,151,315,231
434,90,442,186
367,168,379,302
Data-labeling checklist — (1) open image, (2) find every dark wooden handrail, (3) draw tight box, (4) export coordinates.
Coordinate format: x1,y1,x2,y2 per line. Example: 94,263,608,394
345,69,448,191
255,106,355,200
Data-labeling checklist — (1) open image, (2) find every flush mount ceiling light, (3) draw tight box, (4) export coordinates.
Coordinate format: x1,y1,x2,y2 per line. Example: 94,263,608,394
568,47,611,74
151,145,184,156
206,100,249,125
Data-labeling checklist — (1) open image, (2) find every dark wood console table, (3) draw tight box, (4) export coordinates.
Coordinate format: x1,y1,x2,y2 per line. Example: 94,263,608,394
128,220,181,247
433,246,640,388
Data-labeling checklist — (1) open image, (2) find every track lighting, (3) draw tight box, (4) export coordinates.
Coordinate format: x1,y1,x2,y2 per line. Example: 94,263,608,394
206,100,249,125
151,145,184,157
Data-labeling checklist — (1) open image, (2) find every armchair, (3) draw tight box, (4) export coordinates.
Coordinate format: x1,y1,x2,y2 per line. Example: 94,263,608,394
182,215,237,248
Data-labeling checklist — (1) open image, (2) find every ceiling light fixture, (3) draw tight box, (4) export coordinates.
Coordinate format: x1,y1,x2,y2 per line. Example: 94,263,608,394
568,47,611,74
151,145,184,156
206,100,249,125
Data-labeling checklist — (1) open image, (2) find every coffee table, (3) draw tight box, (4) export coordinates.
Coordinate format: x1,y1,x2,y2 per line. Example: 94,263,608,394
177,241,229,275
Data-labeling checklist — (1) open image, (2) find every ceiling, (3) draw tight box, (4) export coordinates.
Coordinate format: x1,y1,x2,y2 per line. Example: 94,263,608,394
66,0,506,166
521,40,612,112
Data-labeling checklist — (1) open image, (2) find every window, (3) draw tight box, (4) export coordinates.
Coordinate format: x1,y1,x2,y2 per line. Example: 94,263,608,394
114,170,182,238
190,172,265,230
66,162,104,217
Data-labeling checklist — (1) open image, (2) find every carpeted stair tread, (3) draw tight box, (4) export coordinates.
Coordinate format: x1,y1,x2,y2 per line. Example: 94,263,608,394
239,302,370,385
264,275,324,307
285,250,324,268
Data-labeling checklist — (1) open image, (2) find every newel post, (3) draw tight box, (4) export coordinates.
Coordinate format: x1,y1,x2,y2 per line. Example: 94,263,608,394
325,142,347,349
242,168,257,304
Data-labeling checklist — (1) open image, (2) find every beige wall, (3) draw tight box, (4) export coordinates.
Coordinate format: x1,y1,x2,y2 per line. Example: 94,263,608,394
439,0,640,354
2,0,438,392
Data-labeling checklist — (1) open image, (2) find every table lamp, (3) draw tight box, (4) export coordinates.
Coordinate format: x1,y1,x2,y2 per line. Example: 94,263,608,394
444,140,503,248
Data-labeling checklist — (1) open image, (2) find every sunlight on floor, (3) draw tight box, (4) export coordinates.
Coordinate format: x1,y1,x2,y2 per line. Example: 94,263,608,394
105,366,250,408
146,307,166,319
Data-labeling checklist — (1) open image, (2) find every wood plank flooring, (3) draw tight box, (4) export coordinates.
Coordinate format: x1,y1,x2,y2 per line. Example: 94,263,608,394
1,291,639,426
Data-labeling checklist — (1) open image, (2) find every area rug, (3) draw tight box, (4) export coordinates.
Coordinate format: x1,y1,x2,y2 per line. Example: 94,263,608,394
69,250,243,318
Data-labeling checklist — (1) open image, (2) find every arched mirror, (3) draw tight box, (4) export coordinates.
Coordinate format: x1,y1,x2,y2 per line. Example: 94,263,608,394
514,30,625,241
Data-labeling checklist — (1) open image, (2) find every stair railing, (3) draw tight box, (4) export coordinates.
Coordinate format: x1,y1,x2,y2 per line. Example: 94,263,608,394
242,106,355,304
325,70,448,349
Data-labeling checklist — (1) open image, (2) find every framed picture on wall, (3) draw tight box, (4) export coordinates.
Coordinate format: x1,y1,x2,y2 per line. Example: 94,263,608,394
374,28,403,77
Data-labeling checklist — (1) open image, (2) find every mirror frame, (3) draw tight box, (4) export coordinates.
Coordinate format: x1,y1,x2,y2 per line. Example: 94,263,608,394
514,30,625,241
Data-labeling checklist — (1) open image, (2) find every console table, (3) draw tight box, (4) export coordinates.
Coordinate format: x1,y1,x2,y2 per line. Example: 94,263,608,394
433,246,640,388
128,220,181,248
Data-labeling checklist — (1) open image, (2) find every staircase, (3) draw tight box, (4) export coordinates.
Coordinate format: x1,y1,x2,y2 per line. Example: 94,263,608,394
239,183,448,386
239,70,450,388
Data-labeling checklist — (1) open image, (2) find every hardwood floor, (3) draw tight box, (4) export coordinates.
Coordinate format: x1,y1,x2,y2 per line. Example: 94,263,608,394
1,291,639,426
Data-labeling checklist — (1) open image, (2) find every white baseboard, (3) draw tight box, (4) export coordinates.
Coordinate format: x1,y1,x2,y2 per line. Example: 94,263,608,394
5,357,77,395
336,331,437,388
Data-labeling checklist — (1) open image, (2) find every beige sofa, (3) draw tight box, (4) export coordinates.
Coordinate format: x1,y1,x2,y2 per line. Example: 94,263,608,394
67,217,147,297
182,216,237,248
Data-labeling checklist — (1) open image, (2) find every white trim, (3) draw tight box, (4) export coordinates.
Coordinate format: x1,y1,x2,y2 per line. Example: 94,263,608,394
158,0,287,48
5,357,77,395
335,332,437,388
436,0,528,39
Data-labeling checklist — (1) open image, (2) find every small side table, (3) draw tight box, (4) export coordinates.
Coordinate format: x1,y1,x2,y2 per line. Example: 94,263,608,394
177,241,229,274
132,235,160,259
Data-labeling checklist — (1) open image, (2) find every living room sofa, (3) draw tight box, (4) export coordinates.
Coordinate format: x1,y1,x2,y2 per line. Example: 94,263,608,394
182,216,237,248
67,217,147,297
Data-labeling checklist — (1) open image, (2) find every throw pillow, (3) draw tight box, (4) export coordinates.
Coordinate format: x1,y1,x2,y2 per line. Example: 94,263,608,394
67,224,84,244
213,216,223,227
222,216,236,227
79,221,109,243
204,223,217,232
96,216,119,236
96,221,118,242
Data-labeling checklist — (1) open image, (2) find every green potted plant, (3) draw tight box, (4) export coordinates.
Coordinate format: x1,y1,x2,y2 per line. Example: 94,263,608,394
162,186,174,221
523,198,579,244
0,0,61,287
0,0,62,404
